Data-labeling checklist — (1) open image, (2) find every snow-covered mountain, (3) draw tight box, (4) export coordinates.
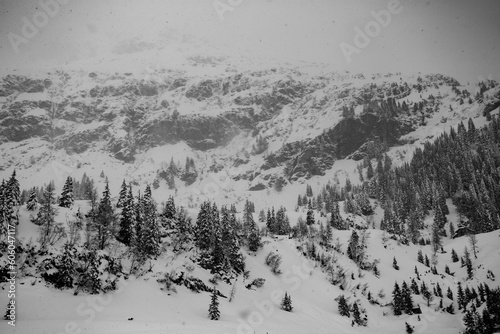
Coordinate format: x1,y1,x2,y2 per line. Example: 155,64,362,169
1,51,499,210
1,42,500,334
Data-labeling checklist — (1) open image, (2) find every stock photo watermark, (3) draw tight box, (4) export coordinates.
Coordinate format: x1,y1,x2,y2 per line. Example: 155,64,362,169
5,223,17,327
7,0,72,54
339,0,408,64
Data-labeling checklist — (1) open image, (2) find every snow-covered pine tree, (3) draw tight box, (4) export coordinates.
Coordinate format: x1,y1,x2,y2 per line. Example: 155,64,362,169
393,257,399,270
94,181,116,250
347,230,359,263
405,322,414,334
247,222,261,252
220,206,244,274
36,183,57,247
330,201,345,230
117,184,135,246
26,187,38,211
392,282,403,315
194,201,213,251
281,292,293,312
337,295,350,317
139,185,161,258
208,288,220,320
306,202,315,225
59,176,74,208
7,170,20,206
160,195,176,229
242,199,255,240
401,281,414,314
116,179,127,208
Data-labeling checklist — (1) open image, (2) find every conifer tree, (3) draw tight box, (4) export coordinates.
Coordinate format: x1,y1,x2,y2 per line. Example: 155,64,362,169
392,282,403,315
195,201,214,251
7,170,20,206
281,292,293,312
94,181,115,250
447,286,453,300
306,202,315,225
338,294,350,317
139,185,161,258
36,182,57,247
352,302,363,325
417,250,424,264
401,281,414,314
116,179,127,208
59,176,74,208
242,199,255,239
393,257,399,270
26,187,38,211
451,248,459,262
464,246,474,279
347,230,360,264
208,288,220,320
411,279,419,295
405,322,414,334
248,222,261,252
117,184,135,246
330,200,345,230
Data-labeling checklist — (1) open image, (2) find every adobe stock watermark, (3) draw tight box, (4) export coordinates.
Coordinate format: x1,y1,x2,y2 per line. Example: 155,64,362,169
340,0,409,64
7,0,72,54
227,260,312,334
213,0,244,21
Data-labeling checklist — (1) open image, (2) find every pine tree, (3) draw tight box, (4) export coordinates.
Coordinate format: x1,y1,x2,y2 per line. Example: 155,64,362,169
417,250,424,264
139,185,161,258
220,207,244,274
242,199,255,239
195,201,214,251
347,230,360,264
116,179,127,208
330,201,345,230
281,292,293,312
401,281,414,314
464,246,474,279
94,181,116,250
59,176,74,208
306,203,315,225
26,187,38,211
248,222,261,252
421,281,433,306
446,286,453,300
457,282,465,310
352,302,362,325
338,295,350,317
451,248,459,262
411,278,419,294
208,288,220,320
36,182,57,248
405,322,414,334
393,257,399,270
117,184,135,246
392,282,403,315
7,170,20,206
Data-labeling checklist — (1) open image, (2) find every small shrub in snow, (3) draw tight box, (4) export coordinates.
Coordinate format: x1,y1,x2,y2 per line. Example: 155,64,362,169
245,278,265,290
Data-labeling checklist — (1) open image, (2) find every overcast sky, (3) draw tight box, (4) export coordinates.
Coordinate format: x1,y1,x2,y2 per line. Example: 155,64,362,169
0,0,499,83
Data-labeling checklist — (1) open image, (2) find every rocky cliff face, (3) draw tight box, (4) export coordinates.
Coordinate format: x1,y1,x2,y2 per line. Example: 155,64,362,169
0,66,484,187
